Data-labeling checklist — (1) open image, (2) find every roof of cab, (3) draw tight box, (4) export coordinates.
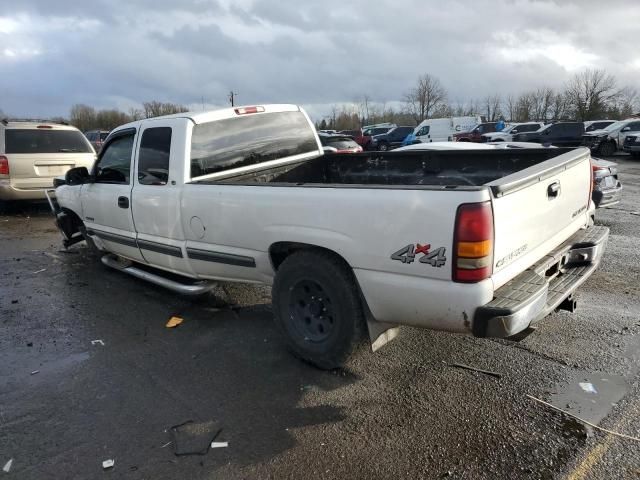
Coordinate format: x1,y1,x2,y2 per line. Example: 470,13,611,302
111,104,303,133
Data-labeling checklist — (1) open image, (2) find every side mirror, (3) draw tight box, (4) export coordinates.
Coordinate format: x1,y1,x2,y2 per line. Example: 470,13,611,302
621,127,630,132
65,166,90,185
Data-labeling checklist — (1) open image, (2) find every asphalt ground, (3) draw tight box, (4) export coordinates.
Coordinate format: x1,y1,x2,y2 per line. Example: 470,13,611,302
0,154,639,479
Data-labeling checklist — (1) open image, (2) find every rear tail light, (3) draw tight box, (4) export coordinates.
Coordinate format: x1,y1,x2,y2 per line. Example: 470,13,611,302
0,155,9,175
453,202,494,283
234,106,265,115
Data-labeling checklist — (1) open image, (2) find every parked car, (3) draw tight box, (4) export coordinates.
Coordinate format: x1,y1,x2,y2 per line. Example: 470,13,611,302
481,122,544,142
338,129,360,138
581,119,640,156
584,120,615,132
368,126,414,151
453,122,498,142
84,129,110,153
512,122,585,147
591,158,622,208
622,134,640,158
319,134,363,153
410,116,482,144
0,119,95,202
354,126,394,149
50,104,607,369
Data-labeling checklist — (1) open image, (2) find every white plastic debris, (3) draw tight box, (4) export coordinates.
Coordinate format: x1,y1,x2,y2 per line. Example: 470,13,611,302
32,268,46,274
102,459,115,469
3,459,13,473
31,370,39,375
91,340,105,346
579,382,598,394
210,441,228,449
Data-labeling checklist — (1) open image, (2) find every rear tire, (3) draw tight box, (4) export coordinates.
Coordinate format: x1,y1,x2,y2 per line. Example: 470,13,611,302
272,250,365,369
378,142,389,151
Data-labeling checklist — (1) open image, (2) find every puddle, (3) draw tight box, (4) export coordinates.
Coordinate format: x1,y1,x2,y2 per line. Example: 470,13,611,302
550,373,627,424
548,334,640,425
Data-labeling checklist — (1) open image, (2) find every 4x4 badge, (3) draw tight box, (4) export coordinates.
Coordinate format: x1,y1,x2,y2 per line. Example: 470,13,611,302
391,244,447,267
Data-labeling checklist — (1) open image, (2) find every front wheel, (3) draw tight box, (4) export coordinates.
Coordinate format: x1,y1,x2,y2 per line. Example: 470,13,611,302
272,250,365,369
598,141,616,157
378,142,389,151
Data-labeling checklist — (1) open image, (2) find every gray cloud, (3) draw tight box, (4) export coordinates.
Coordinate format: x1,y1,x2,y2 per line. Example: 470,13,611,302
0,0,638,119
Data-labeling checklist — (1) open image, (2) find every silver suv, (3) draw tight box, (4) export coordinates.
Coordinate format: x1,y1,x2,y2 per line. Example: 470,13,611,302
0,119,96,202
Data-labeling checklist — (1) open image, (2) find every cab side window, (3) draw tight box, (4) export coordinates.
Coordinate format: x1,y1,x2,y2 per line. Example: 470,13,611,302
94,134,134,184
138,127,172,185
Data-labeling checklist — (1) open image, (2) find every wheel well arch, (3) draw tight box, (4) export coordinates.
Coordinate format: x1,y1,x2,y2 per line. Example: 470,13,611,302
269,241,351,272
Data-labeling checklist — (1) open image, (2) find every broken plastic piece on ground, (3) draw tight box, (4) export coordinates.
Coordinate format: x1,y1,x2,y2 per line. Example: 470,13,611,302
210,441,228,448
166,316,184,328
31,370,39,375
32,268,46,274
3,459,13,473
91,339,105,346
579,382,598,394
102,459,115,469
170,420,221,456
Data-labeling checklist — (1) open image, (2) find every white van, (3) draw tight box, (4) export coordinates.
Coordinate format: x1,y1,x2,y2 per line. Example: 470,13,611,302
413,116,482,143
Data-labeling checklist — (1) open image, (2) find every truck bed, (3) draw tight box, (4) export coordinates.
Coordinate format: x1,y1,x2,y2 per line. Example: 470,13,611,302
208,148,575,188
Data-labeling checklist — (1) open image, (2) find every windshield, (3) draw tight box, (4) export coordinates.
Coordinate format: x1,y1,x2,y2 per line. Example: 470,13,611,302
603,121,626,132
5,129,93,154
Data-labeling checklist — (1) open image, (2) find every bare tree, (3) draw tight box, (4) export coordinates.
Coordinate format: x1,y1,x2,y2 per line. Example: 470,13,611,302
404,74,447,123
610,86,638,119
504,95,517,122
530,87,554,121
549,92,569,121
142,101,189,119
564,69,619,121
96,109,130,130
484,94,502,121
69,104,97,131
128,107,144,121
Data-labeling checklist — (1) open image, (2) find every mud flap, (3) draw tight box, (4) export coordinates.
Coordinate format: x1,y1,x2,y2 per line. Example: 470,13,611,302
367,317,400,352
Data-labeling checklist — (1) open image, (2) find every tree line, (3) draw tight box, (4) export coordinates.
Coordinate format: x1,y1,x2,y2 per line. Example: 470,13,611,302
68,101,189,132
318,68,639,131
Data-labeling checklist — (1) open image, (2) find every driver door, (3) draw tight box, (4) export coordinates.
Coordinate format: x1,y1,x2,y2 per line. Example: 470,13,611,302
80,128,144,262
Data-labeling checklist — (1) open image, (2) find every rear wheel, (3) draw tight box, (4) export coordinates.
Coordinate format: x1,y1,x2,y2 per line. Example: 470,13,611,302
272,250,365,369
598,141,616,157
378,142,389,151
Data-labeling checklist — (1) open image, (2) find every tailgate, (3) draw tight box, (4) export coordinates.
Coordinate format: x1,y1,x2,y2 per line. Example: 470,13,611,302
488,148,592,289
8,153,94,188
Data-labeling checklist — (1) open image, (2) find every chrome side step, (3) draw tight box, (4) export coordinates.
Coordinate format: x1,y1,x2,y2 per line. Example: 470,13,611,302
101,254,213,296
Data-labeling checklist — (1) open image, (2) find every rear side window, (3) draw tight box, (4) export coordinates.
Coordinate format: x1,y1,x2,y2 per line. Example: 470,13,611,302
138,127,172,185
5,129,93,154
100,132,109,141
520,124,540,133
95,134,134,184
190,111,317,178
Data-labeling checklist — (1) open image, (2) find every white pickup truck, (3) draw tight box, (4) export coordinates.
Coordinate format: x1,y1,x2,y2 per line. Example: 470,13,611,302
49,104,608,369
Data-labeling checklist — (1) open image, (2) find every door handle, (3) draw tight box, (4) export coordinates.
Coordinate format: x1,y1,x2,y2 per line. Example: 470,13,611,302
547,181,561,199
117,196,129,209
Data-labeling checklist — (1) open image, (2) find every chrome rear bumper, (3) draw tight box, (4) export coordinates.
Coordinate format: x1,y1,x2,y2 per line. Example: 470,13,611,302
474,225,609,338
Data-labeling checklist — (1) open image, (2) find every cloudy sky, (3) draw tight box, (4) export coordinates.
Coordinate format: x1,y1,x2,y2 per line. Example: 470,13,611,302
1,0,639,120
